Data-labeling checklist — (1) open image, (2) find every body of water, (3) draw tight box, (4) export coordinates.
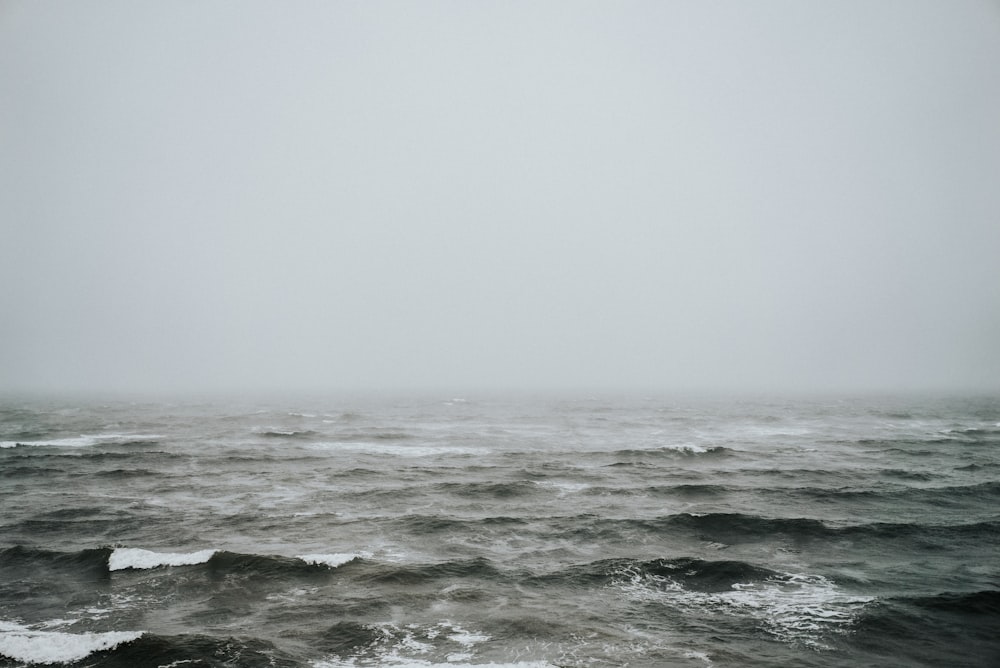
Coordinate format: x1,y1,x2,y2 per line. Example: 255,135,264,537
1,393,997,667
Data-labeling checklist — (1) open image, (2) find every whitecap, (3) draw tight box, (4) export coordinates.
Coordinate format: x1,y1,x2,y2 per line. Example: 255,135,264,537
444,626,490,647
296,553,367,568
0,433,163,448
108,548,216,571
663,443,711,454
617,566,872,648
683,650,714,666
0,621,142,664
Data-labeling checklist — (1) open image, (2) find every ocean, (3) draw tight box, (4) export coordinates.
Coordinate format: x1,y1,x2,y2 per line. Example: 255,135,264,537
0,393,997,667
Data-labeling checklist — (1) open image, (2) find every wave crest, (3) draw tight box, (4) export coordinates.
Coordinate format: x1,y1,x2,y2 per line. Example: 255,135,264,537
613,558,872,648
0,621,142,664
0,433,163,449
109,548,217,571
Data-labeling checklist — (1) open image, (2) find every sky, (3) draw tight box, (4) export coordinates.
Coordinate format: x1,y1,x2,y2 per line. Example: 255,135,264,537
2,0,999,396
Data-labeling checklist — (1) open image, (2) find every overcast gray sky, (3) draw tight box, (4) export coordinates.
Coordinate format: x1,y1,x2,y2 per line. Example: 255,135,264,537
2,1,999,395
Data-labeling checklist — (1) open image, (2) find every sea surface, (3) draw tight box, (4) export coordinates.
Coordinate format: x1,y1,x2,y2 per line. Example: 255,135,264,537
0,393,998,667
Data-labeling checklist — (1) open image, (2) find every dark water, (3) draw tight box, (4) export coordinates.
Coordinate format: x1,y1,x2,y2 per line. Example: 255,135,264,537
1,393,998,667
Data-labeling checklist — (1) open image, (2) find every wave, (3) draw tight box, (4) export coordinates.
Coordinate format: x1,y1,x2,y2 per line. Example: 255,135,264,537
386,515,530,536
1,547,493,592
628,557,784,592
109,548,217,571
621,512,1000,547
252,427,319,439
954,462,1000,471
611,445,732,458
856,427,1000,451
373,511,1000,549
0,450,182,463
524,556,786,592
38,506,106,521
296,553,368,568
944,427,1000,442
92,467,158,478
848,590,1000,664
432,480,539,499
311,442,478,457
778,481,1000,503
25,630,301,668
117,549,368,576
0,546,367,580
670,513,1000,546
311,619,553,668
357,556,501,586
880,468,944,481
549,483,729,499
0,433,163,449
202,550,369,581
332,429,414,441
878,447,943,457
0,465,65,478
1,513,153,542
910,590,1000,615
0,620,142,665
0,546,113,578
633,483,731,498
611,557,872,648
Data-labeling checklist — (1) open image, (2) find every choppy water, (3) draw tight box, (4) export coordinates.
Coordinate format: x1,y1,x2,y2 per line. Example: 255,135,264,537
1,393,998,667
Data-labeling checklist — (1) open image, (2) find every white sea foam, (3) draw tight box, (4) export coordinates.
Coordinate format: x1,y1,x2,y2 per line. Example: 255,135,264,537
617,567,872,649
266,587,318,603
662,443,711,454
311,621,530,668
296,553,367,568
0,621,142,664
444,626,490,646
109,548,216,571
683,650,714,666
0,433,163,448
314,660,553,668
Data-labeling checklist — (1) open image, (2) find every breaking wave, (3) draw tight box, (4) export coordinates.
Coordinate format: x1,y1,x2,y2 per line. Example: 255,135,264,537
0,434,163,449
0,621,142,665
613,558,873,648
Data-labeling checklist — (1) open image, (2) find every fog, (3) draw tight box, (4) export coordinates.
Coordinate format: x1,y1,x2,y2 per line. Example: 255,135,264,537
2,1,999,396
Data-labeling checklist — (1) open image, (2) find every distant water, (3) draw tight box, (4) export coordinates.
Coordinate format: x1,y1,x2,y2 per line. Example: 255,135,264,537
1,394,998,667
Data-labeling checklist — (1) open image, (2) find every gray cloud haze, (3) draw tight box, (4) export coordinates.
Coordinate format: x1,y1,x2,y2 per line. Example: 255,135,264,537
2,1,999,395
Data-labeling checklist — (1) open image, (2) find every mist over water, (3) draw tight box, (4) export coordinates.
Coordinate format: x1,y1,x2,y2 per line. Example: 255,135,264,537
2,1,1000,396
